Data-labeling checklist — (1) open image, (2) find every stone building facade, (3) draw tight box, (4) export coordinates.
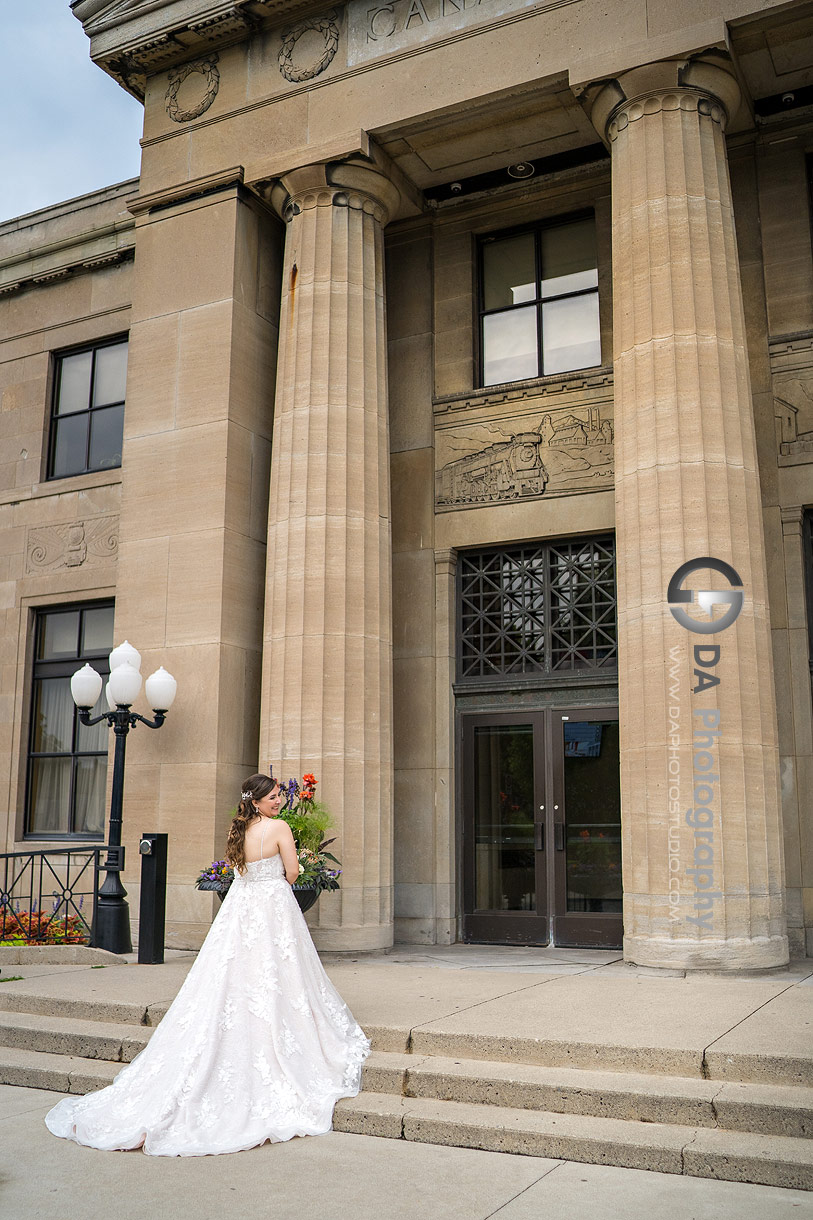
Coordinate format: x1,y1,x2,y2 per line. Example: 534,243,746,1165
2,0,813,966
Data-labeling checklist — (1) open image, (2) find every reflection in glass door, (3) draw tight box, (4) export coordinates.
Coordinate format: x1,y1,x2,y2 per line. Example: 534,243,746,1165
462,715,547,944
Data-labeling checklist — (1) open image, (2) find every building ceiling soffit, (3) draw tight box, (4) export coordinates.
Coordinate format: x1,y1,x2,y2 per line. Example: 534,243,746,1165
729,3,813,106
373,80,599,192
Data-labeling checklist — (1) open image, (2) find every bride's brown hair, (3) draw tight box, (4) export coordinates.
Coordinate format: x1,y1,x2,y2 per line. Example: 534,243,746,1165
226,773,278,876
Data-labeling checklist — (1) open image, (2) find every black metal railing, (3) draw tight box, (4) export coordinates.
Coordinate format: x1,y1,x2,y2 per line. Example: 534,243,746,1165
0,847,103,946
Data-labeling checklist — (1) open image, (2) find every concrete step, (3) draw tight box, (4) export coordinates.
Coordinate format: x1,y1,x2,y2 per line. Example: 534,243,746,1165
1,985,811,1087
406,1026,813,1087
363,1051,813,1139
3,1031,811,1188
0,1009,151,1063
3,1034,811,1144
0,1045,120,1094
0,987,158,1027
333,1092,813,1191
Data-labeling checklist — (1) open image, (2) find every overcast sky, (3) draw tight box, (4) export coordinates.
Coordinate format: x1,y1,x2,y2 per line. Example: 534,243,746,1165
0,1,144,223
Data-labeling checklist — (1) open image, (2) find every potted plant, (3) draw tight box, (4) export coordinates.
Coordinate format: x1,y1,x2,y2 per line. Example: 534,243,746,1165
277,774,342,912
195,774,342,914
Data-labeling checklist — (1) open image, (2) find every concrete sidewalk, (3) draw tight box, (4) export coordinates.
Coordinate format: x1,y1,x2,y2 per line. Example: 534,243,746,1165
1,943,811,1080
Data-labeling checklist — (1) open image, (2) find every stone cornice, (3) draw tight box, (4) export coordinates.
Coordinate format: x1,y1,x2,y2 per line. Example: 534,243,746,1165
0,213,136,298
433,367,614,416
126,165,245,215
71,0,329,98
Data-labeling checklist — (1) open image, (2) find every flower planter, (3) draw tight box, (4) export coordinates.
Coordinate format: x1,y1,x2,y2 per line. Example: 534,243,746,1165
205,882,319,914
292,886,319,914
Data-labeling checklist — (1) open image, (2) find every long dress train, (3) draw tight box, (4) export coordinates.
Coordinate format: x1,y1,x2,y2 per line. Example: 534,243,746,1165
44,838,370,1156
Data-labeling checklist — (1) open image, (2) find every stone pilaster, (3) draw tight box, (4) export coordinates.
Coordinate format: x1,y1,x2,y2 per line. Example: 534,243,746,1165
260,161,398,950
589,55,788,969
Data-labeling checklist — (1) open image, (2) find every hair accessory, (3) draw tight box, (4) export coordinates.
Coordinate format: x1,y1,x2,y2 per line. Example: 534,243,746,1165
241,790,252,801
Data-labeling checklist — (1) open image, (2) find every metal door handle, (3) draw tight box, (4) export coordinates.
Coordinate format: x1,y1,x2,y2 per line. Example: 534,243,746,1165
534,823,545,852
554,823,564,852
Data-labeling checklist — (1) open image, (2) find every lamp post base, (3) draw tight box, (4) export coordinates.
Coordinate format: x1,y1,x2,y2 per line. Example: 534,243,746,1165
94,897,133,954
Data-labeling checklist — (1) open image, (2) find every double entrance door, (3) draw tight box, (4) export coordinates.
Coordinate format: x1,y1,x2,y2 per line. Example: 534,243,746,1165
461,707,622,948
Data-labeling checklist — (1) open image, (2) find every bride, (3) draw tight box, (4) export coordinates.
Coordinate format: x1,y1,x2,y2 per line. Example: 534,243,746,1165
45,773,371,1156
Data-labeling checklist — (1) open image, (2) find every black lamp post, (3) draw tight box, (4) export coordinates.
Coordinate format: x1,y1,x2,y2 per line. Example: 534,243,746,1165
70,644,177,955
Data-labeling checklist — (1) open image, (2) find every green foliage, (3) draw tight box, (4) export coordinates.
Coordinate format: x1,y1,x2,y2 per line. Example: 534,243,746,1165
279,800,332,853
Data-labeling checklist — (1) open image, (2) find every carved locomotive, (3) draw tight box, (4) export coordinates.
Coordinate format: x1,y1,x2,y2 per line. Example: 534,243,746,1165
435,432,548,506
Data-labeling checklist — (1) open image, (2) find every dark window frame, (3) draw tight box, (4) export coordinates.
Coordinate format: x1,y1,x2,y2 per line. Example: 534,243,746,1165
477,211,600,389
47,336,128,481
25,601,114,840
456,535,617,685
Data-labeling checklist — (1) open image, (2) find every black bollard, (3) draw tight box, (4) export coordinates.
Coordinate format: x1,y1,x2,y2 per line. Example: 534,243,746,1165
137,833,168,965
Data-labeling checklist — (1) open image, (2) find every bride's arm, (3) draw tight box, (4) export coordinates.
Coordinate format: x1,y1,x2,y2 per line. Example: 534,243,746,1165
277,821,300,885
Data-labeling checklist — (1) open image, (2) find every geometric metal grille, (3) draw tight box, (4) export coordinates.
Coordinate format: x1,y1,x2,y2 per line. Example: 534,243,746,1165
548,537,617,671
459,536,616,679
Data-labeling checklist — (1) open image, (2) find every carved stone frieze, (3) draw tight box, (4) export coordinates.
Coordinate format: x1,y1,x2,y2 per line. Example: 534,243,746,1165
770,331,813,467
26,517,119,574
434,376,614,510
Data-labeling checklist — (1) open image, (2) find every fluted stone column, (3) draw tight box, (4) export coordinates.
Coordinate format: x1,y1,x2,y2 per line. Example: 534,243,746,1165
260,161,398,950
588,55,788,969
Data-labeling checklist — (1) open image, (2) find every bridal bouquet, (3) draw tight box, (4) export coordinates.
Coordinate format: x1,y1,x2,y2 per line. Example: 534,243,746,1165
195,773,342,899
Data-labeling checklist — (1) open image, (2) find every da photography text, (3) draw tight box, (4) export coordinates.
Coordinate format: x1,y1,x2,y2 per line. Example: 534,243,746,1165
665,558,744,932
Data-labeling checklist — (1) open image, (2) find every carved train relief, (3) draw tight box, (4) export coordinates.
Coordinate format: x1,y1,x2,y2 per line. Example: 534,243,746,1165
770,333,813,467
435,400,613,509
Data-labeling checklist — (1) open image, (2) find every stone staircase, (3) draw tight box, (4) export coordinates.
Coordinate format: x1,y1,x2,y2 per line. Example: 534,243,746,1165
1,989,811,1189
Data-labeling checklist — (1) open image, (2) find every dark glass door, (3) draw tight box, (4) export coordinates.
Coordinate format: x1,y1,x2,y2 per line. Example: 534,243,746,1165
461,714,547,944
461,707,622,947
551,708,622,947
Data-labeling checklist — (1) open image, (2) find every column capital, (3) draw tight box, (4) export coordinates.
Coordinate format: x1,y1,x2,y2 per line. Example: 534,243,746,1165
583,50,741,144
780,505,805,535
269,159,400,226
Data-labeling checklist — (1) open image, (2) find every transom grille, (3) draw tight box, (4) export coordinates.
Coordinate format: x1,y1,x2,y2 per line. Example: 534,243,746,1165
458,537,617,679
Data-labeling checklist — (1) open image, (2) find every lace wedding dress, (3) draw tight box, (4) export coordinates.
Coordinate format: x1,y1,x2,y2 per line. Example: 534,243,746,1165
44,839,370,1157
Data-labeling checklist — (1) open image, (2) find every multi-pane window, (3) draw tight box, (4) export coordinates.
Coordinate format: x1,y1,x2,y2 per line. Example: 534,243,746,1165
48,339,128,479
479,216,600,387
459,537,616,680
26,604,114,837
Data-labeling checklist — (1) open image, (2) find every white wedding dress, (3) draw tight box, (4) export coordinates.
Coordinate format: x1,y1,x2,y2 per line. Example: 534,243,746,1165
44,833,370,1157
